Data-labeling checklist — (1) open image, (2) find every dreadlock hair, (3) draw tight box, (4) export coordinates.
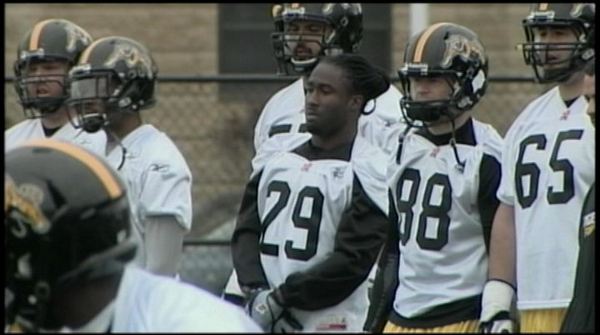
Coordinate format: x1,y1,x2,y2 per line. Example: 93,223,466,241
318,54,391,115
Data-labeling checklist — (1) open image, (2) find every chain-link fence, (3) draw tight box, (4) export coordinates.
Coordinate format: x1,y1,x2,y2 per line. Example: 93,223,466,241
4,75,546,295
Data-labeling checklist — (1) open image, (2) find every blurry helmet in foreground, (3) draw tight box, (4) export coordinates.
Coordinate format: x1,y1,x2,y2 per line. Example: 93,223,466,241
5,139,136,332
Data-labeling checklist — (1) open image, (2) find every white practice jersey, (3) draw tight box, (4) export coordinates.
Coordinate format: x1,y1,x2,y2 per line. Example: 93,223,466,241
106,125,193,266
226,79,405,300
497,87,595,310
250,134,388,331
253,78,406,154
388,120,503,318
111,266,261,332
5,119,106,155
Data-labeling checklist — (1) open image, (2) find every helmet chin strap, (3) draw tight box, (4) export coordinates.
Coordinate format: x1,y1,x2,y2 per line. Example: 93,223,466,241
290,57,318,73
39,104,62,116
80,113,107,133
448,117,466,173
105,128,128,171
25,100,64,119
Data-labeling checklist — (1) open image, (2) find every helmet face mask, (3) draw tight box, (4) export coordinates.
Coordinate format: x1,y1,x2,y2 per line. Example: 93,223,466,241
399,71,459,124
67,36,158,133
280,19,332,73
5,141,136,332
520,3,595,83
13,19,93,118
14,58,71,118
398,23,488,126
271,3,363,75
67,69,125,133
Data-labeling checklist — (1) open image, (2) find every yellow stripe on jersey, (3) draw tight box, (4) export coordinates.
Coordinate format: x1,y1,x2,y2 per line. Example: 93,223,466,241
22,139,123,199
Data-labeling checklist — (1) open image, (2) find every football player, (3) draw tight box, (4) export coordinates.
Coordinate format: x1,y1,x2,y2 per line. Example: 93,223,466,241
561,61,595,333
254,3,405,153
367,22,503,333
5,139,261,333
231,54,390,332
224,1,405,307
66,36,193,278
6,19,106,155
481,3,595,333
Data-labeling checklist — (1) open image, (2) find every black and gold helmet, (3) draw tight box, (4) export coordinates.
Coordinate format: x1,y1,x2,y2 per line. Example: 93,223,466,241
67,36,158,133
271,3,363,74
13,19,93,118
398,22,488,125
520,3,595,83
5,139,136,332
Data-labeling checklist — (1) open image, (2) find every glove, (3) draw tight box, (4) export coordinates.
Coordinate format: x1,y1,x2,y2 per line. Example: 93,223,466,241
247,288,302,332
480,280,516,333
247,289,283,331
272,310,303,333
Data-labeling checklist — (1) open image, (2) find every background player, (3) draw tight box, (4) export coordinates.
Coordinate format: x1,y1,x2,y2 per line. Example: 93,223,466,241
5,139,260,333
561,61,595,333
367,22,503,333
481,3,595,333
5,18,106,155
231,54,390,332
67,36,193,278
224,1,405,306
254,3,404,152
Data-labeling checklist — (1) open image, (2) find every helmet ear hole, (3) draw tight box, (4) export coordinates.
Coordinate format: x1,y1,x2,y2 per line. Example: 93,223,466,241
340,16,349,27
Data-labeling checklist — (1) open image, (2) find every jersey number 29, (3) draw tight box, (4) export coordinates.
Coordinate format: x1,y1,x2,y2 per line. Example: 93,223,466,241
260,180,324,261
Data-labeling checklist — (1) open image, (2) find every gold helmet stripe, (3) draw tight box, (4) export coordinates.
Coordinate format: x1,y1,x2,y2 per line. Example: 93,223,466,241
21,139,123,199
29,19,55,51
413,22,450,63
79,36,114,64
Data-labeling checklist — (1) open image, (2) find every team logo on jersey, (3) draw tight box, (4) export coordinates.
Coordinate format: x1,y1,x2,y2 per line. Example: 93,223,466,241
430,147,441,157
583,211,595,237
332,167,346,179
560,109,571,120
301,162,312,172
149,163,170,173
